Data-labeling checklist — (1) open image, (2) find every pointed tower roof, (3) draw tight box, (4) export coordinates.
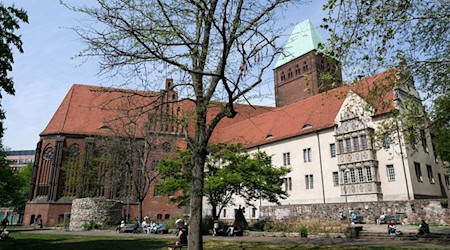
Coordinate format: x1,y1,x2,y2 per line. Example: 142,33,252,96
274,19,325,69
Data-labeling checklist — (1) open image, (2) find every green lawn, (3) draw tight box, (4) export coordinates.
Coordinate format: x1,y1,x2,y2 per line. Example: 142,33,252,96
0,232,410,250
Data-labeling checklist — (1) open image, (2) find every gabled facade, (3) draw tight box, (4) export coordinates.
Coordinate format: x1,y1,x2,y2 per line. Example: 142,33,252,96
207,77,449,220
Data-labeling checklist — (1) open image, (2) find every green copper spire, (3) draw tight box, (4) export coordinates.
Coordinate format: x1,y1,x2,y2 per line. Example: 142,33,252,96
274,19,325,69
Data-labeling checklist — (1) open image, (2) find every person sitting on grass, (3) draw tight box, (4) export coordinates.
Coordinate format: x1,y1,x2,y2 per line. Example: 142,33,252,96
168,219,188,250
387,220,397,235
416,220,430,236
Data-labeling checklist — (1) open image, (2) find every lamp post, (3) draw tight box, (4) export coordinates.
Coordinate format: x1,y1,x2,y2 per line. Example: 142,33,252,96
343,168,351,226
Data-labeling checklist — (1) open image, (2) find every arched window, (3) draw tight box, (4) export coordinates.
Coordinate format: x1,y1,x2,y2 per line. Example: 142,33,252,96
164,214,170,219
287,68,292,79
295,65,300,75
280,71,285,81
157,214,163,220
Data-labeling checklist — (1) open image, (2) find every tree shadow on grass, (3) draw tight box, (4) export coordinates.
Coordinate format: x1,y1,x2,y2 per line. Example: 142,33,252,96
0,234,173,250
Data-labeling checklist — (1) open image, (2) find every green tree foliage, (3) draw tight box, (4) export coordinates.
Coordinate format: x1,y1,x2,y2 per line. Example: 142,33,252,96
14,162,33,213
157,143,290,220
433,94,450,164
322,0,449,158
0,4,28,137
0,145,30,211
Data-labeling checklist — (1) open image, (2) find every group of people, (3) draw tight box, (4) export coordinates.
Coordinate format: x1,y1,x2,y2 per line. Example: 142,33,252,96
141,218,164,234
386,219,430,237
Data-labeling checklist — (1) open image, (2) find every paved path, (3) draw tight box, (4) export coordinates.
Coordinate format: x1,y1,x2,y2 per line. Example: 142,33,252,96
18,224,450,249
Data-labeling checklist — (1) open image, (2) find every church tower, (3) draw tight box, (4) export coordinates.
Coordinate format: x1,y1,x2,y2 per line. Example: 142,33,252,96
274,19,342,107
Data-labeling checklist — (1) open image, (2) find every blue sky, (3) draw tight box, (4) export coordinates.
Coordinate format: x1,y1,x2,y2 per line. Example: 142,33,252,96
3,0,327,150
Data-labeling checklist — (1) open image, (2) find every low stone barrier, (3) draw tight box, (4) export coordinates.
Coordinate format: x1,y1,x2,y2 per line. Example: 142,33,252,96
69,198,122,231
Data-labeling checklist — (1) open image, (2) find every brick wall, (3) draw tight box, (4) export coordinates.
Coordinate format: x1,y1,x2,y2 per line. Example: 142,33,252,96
24,203,72,226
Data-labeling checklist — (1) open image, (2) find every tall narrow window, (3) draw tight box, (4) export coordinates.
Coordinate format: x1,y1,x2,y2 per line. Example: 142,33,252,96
414,162,423,182
330,143,336,158
333,172,339,186
303,148,312,162
350,169,356,183
283,152,290,166
305,175,314,189
426,165,434,183
280,72,285,81
288,177,292,190
357,168,364,182
223,209,227,218
338,140,344,154
353,137,360,151
386,165,395,181
383,134,390,149
445,175,450,189
343,170,349,184
366,167,373,181
361,135,368,150
420,130,428,153
345,138,352,153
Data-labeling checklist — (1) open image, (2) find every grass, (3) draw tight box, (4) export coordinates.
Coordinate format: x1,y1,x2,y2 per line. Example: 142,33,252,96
0,231,429,250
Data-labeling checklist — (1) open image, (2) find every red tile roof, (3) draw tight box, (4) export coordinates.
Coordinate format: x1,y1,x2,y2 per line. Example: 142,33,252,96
211,70,397,148
41,84,275,138
42,70,396,147
41,84,161,137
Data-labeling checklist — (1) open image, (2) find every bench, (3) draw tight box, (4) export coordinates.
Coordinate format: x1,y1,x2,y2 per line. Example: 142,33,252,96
120,224,143,233
377,215,401,224
168,244,187,249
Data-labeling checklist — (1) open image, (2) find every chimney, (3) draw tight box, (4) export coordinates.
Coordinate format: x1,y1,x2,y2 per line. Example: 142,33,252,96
165,78,173,90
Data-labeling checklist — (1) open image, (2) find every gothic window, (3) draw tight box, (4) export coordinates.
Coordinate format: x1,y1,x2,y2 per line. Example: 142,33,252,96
295,65,300,75
67,144,80,158
287,68,292,79
161,142,172,153
43,147,54,160
280,71,285,81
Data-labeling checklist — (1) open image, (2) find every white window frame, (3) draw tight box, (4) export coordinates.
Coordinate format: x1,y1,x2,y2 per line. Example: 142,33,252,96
386,164,395,182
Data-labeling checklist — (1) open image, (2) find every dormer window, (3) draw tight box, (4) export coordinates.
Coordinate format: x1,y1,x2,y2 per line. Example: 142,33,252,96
265,134,273,139
302,124,312,129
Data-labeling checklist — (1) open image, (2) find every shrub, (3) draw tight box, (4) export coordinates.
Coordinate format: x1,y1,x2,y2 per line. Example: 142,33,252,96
300,226,308,237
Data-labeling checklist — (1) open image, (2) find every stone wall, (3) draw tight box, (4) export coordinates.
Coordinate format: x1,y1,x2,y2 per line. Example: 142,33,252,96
69,198,122,231
260,199,450,225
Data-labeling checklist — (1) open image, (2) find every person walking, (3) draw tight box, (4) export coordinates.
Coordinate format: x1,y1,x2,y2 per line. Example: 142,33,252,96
1,217,8,231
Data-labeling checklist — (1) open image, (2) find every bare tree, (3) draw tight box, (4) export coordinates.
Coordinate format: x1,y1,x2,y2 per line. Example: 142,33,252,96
64,1,300,248
99,92,179,223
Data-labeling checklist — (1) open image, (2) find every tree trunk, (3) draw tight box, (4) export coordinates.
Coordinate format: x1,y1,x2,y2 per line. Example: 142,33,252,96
188,144,207,250
211,205,218,221
139,199,143,223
